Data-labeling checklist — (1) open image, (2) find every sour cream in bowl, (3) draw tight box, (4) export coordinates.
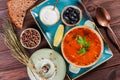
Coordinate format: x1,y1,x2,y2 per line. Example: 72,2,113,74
39,5,60,26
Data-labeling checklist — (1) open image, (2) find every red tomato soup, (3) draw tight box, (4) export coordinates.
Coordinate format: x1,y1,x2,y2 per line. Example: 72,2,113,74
62,27,103,67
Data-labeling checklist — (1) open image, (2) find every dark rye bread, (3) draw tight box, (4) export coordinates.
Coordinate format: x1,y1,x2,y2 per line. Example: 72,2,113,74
7,0,37,29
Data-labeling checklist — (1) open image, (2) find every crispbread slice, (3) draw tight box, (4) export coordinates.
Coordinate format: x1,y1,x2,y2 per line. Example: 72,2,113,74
7,0,37,29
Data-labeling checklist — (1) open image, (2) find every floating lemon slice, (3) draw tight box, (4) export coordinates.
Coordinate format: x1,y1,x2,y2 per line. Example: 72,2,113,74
53,24,64,47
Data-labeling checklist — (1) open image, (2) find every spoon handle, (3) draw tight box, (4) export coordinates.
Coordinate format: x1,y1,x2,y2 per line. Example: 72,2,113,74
53,0,58,10
108,25,120,50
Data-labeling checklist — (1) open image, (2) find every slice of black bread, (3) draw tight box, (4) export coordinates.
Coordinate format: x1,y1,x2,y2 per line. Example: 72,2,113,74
7,0,37,29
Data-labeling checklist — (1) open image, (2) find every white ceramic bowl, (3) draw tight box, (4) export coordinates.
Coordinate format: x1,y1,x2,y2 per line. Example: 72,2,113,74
39,5,60,26
20,28,41,49
61,6,82,26
61,26,104,68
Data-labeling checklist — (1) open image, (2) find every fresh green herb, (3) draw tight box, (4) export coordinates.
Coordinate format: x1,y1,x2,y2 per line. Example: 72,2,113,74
76,35,90,54
77,48,86,54
85,42,90,48
77,36,84,44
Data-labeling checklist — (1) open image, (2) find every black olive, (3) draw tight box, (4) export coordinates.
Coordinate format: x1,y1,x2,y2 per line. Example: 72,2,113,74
73,13,77,17
63,12,69,17
65,10,70,14
67,7,73,12
74,9,80,14
64,16,70,21
74,18,79,22
70,21,75,24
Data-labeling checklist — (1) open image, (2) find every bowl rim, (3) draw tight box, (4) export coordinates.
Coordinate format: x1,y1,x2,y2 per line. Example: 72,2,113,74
61,5,82,26
20,28,41,49
61,26,104,68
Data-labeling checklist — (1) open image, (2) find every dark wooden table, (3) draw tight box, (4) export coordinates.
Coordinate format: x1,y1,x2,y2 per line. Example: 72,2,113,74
0,0,120,80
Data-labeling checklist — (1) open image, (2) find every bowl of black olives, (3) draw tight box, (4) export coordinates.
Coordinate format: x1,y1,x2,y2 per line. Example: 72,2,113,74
61,6,82,26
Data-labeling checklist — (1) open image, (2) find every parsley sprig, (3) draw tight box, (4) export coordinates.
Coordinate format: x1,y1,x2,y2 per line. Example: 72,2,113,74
76,35,90,54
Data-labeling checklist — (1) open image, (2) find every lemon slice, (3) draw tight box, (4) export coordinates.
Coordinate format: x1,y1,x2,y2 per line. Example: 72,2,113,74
53,24,64,47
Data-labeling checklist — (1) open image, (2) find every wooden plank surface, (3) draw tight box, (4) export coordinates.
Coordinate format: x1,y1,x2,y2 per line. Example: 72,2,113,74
0,0,120,80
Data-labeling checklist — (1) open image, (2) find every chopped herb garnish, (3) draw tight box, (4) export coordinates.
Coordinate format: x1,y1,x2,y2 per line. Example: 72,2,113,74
85,42,90,48
76,35,90,54
78,48,86,54
77,36,84,45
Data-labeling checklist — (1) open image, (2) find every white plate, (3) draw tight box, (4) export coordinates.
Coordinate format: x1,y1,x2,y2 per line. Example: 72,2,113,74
27,48,66,80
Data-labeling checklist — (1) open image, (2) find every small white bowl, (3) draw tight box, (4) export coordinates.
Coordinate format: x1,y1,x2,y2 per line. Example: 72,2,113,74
61,6,82,26
20,28,41,49
61,26,104,68
39,5,60,26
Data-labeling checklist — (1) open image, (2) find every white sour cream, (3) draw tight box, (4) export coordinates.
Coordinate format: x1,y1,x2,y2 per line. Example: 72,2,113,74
40,5,60,26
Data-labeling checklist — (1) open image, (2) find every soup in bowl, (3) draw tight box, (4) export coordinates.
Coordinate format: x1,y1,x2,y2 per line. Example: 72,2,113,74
61,26,104,68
